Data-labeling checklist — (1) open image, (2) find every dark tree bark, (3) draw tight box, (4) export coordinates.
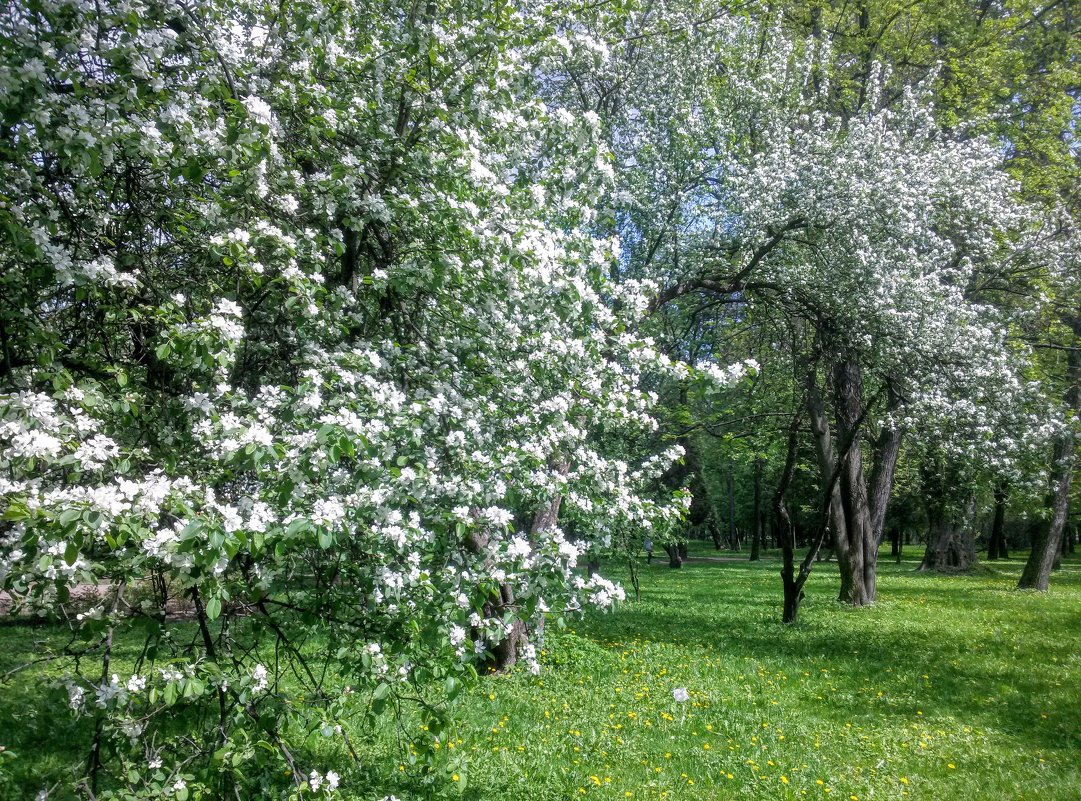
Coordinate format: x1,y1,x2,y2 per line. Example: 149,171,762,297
488,583,527,670
662,543,683,569
1019,436,1075,589
709,515,723,550
831,359,874,604
726,470,738,550
775,410,806,622
779,398,865,623
750,457,763,561
1020,316,1079,590
807,382,846,564
806,358,902,606
919,496,978,572
868,396,904,549
475,467,567,672
988,482,1008,560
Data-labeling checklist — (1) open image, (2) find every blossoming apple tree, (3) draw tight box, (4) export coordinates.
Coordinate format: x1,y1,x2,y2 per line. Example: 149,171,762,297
0,0,756,796
554,3,1072,618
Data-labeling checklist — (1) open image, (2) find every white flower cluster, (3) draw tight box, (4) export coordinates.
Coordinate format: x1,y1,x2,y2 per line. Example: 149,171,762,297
0,0,699,792
308,770,340,793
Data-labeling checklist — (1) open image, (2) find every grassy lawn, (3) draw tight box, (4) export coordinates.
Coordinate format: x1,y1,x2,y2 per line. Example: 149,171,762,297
2,548,1079,800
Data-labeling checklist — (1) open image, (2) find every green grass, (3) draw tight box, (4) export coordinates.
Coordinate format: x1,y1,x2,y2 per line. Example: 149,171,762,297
2,550,1079,800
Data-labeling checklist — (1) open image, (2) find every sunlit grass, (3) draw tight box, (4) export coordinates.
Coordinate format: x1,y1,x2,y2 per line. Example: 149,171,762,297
2,550,1079,799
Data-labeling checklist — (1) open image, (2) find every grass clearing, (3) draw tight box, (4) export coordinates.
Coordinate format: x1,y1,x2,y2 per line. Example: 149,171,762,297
2,549,1079,800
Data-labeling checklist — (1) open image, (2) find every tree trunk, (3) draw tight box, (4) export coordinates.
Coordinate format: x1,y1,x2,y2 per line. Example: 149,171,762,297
831,359,873,605
709,515,723,550
1019,316,1079,590
1019,436,1074,589
781,567,804,624
779,398,856,623
662,544,682,569
750,457,763,561
988,482,1008,560
807,382,849,581
809,359,902,605
726,470,737,550
488,583,527,670
478,471,567,672
775,409,805,622
919,497,977,572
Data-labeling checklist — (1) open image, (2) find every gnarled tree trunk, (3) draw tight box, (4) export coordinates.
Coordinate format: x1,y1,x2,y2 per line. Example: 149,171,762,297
919,496,978,572
807,359,901,606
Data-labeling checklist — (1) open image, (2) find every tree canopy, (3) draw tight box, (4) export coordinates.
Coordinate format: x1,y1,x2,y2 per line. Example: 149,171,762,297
1,0,1078,798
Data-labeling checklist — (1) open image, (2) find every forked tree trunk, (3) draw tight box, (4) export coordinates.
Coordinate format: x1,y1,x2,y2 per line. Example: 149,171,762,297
778,401,854,624
807,383,850,576
807,358,901,606
710,516,723,550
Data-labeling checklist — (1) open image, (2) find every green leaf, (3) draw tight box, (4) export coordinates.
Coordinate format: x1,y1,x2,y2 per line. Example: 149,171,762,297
3,502,31,522
58,508,82,526
205,597,222,620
